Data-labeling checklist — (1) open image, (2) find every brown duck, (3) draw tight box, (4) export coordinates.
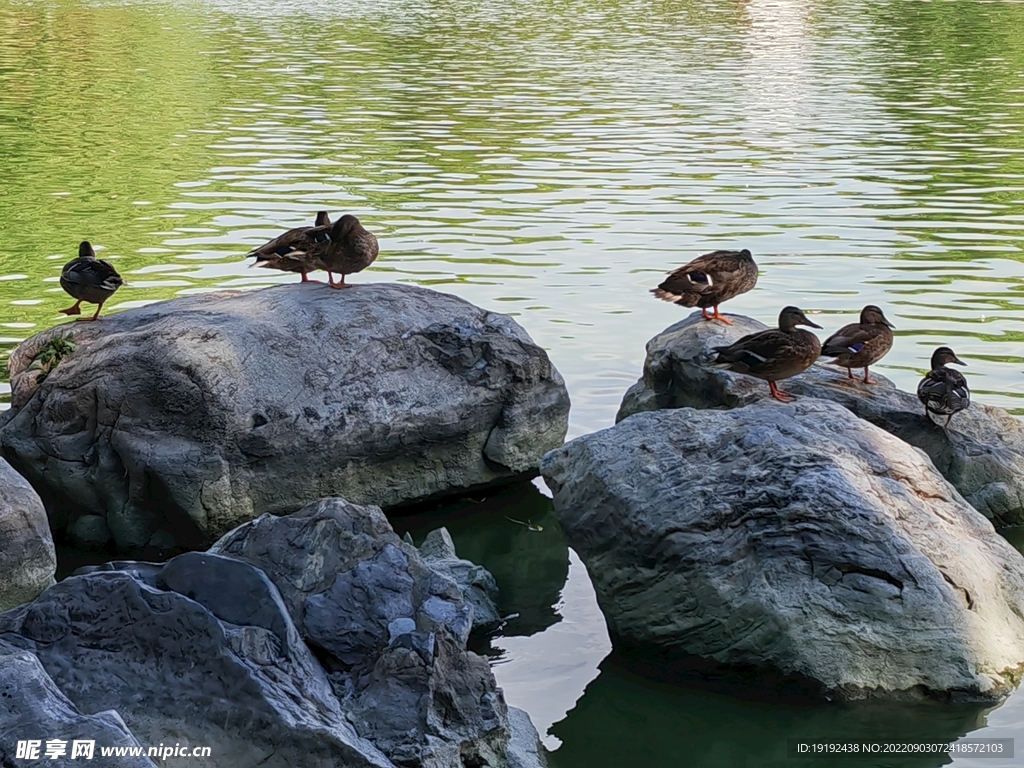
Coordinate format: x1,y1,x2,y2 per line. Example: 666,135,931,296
315,214,379,289
59,241,124,321
712,306,822,402
248,211,333,282
652,248,757,325
820,305,895,384
917,347,969,427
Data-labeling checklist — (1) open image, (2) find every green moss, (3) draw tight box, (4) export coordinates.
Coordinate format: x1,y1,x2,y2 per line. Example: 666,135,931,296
29,334,76,382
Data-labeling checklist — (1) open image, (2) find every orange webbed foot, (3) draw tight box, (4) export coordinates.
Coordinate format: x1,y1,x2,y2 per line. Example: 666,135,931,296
710,307,733,325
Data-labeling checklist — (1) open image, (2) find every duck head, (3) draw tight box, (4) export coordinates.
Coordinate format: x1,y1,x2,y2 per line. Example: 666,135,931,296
78,241,96,259
860,305,895,328
931,346,966,369
333,214,360,237
314,211,331,227
779,306,822,332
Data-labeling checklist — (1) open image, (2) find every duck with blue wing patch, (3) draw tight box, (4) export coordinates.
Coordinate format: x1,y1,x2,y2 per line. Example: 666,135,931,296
820,305,895,384
652,248,757,325
917,347,970,427
59,241,124,321
711,306,822,402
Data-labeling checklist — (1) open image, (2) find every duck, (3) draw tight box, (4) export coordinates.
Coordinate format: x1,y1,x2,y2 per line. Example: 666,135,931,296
711,306,822,402
315,214,379,289
59,241,124,321
820,305,895,384
917,347,969,427
247,211,333,282
652,248,758,325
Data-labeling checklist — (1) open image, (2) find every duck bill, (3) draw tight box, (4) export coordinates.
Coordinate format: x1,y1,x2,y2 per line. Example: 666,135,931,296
884,320,896,329
953,357,967,366
802,318,823,329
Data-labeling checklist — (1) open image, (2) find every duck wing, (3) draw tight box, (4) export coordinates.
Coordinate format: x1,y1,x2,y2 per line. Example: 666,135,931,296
62,258,124,291
712,329,791,372
821,322,885,357
653,250,753,303
918,368,970,414
247,223,333,269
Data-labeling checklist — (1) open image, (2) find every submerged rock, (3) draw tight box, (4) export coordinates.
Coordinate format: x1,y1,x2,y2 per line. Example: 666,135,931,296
0,459,55,612
542,400,1024,702
0,283,570,551
0,498,546,768
618,311,1024,525
418,526,502,632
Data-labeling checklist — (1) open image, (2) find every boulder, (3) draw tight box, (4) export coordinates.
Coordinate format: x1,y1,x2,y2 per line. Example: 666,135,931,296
418,526,502,631
541,400,1024,702
208,497,513,767
0,563,395,768
0,459,55,611
0,284,570,551
618,312,1024,526
0,645,156,768
0,498,548,768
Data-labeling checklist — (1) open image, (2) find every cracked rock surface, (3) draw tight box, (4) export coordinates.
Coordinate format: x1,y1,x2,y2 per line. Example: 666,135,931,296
542,400,1024,702
0,498,545,768
0,284,569,552
617,311,1024,526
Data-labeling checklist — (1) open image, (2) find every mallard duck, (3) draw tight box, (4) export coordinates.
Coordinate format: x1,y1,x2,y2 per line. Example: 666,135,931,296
652,248,757,325
917,347,969,427
248,211,333,282
711,306,822,402
59,241,124,321
820,305,895,384
315,214,379,289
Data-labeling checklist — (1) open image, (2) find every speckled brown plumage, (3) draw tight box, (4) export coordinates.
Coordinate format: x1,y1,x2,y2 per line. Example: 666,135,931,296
820,305,895,384
652,248,757,325
712,306,823,402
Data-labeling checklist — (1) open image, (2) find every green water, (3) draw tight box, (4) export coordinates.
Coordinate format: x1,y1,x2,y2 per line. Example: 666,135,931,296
5,0,1024,763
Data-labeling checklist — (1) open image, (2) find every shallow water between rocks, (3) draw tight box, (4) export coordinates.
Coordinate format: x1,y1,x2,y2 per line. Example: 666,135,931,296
5,0,1024,763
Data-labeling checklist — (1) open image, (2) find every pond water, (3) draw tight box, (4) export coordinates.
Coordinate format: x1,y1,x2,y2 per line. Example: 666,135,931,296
4,0,1024,763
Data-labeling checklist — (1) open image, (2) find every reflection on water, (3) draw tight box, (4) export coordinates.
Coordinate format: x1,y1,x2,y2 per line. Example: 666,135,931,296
393,481,569,638
5,0,1024,761
549,656,1002,768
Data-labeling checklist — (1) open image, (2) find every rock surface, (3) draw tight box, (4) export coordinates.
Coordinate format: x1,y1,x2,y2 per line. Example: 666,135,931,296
208,497,512,767
0,646,156,768
0,459,55,612
618,311,1024,526
0,498,547,768
0,283,570,551
418,526,502,632
542,400,1024,702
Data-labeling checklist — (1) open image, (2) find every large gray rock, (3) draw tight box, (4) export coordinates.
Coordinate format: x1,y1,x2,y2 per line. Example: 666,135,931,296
542,400,1024,702
208,498,513,768
0,459,55,611
418,526,502,632
0,497,546,768
0,283,570,551
0,562,394,768
618,311,1024,526
0,646,156,768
